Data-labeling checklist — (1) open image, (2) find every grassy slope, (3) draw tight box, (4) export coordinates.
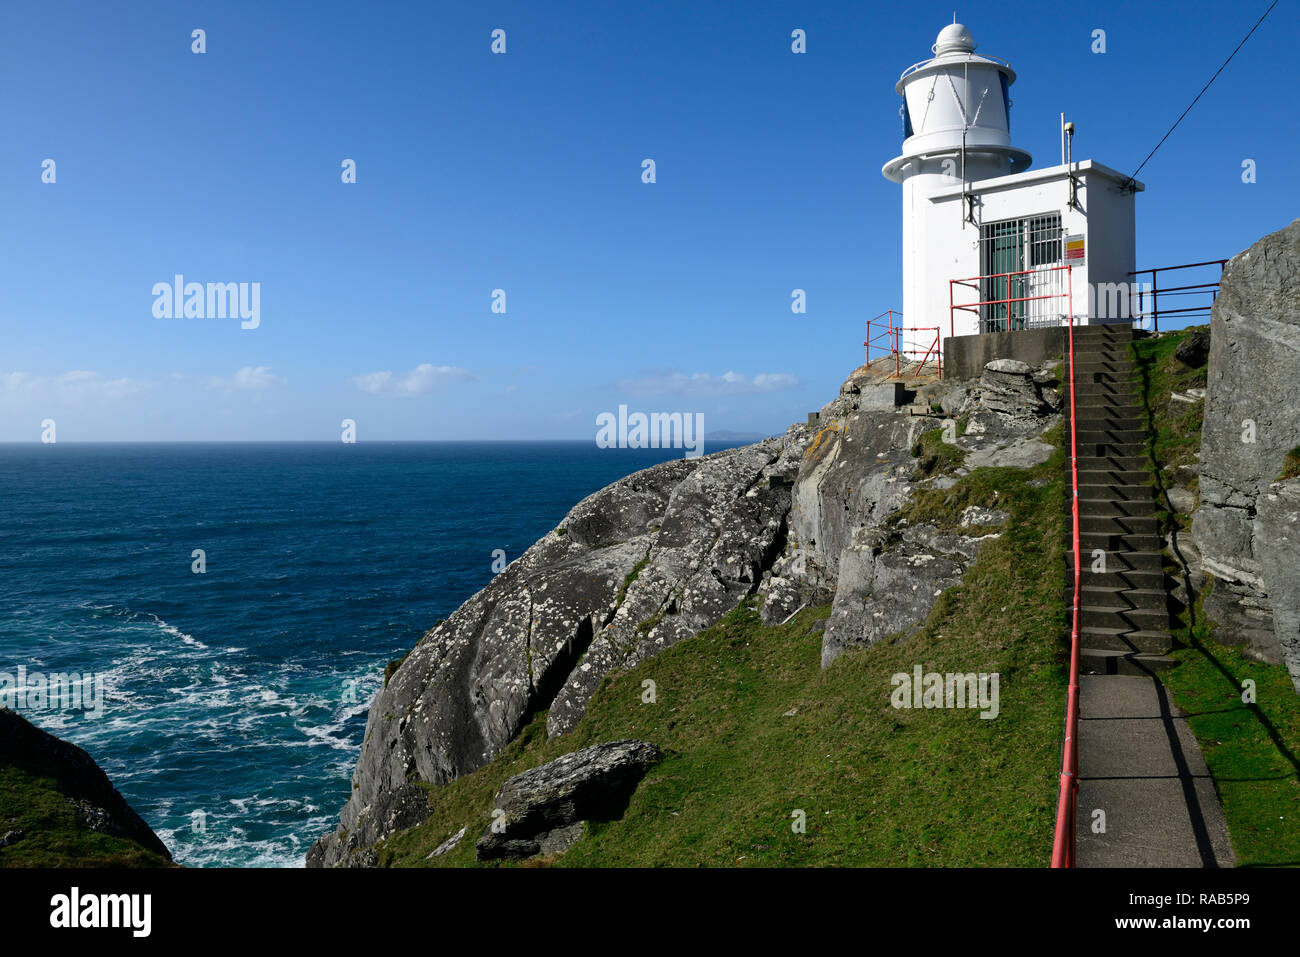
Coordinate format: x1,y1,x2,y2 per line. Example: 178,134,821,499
381,429,1068,867
0,764,171,868
1131,328,1300,867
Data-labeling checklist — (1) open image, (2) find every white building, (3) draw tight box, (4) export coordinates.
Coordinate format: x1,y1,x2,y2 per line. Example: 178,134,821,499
882,21,1143,353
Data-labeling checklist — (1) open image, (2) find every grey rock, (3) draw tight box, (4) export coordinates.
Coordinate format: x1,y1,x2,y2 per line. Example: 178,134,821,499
959,505,1010,528
977,359,1052,417
860,382,907,410
314,350,1069,865
1193,218,1300,688
425,825,467,859
821,525,993,667
310,437,801,867
1203,584,1279,666
0,829,23,848
1166,485,1197,515
475,740,660,861
1174,327,1210,367
965,436,1056,470
1254,481,1300,690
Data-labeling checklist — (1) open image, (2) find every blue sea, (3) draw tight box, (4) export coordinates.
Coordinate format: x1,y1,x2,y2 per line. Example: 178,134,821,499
0,442,712,867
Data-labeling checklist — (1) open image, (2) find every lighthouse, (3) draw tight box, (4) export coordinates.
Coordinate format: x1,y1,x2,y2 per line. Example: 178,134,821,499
883,21,1143,357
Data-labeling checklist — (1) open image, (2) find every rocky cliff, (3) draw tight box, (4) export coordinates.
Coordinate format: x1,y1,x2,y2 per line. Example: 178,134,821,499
309,357,1063,867
0,709,172,865
1192,217,1300,692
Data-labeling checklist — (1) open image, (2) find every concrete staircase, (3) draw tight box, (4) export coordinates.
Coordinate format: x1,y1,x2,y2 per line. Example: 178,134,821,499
1064,323,1234,867
1064,324,1176,676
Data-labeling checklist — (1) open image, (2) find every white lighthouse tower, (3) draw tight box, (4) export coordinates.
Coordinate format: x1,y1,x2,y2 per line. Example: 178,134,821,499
883,21,1143,355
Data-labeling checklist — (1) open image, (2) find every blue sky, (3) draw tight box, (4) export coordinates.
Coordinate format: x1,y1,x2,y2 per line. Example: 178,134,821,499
1,0,1294,441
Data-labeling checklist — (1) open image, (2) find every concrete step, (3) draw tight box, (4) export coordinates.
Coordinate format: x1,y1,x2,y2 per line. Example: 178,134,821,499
1073,568,1167,590
1074,390,1140,406
1078,584,1168,610
1072,455,1149,471
1071,377,1137,389
1067,498,1157,517
1078,369,1135,382
1072,396,1142,410
1071,361,1135,375
1081,603,1170,631
1070,352,1135,366
1076,429,1145,446
1080,627,1175,652
1069,549,1166,573
1072,325,1136,338
1078,539,1168,563
1078,514,1159,535
1071,338,1135,349
1073,484,1156,503
1074,418,1144,433
1073,416,1143,431
1073,373,1136,387
1076,469,1150,486
1073,441,1146,457
1073,400,1143,415
1079,648,1179,675
1080,536,1167,559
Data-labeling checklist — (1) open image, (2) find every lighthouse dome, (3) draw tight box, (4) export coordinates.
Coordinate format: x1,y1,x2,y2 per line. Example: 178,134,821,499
933,22,976,56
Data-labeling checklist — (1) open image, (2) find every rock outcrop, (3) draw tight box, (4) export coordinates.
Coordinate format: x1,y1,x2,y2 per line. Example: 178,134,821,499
1191,217,1300,691
475,739,660,861
310,439,802,866
771,358,1060,666
310,355,1064,867
0,709,172,862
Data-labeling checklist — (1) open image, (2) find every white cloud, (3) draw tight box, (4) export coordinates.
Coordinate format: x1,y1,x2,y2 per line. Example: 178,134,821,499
616,370,800,397
209,366,284,391
352,363,472,397
1,370,150,400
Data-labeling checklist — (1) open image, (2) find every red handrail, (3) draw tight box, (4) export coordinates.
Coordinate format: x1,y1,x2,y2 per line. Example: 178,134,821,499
949,264,1075,337
865,309,902,375
903,326,941,380
863,312,943,380
1051,310,1082,868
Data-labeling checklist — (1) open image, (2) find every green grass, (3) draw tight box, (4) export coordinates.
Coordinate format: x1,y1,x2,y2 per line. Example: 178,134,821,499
377,441,1068,867
1132,326,1300,867
1131,328,1208,530
1162,585,1300,867
1280,446,1300,482
0,764,172,868
616,555,650,607
909,424,966,479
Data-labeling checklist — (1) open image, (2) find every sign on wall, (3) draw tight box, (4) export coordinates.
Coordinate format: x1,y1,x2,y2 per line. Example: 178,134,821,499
1064,235,1086,262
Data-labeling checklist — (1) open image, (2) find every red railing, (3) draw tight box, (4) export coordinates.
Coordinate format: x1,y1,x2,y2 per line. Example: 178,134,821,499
865,309,901,370
949,264,1075,339
863,311,941,379
1128,259,1227,332
1051,310,1082,868
904,326,942,380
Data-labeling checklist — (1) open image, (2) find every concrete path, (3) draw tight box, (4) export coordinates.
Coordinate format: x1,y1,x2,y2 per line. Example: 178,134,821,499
1066,325,1234,867
1075,673,1234,866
